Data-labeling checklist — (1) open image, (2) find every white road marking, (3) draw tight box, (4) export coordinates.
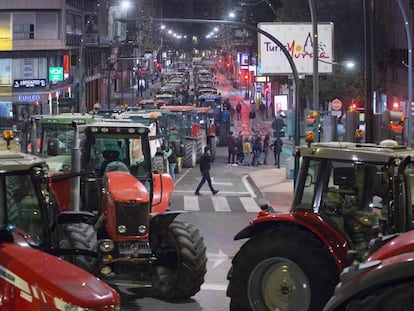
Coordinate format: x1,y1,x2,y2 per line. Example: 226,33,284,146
240,197,261,212
242,175,257,198
184,195,200,211
174,168,191,185
211,196,231,212
200,283,228,291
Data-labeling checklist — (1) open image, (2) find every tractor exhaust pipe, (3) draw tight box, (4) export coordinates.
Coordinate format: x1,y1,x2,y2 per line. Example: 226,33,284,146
70,122,81,211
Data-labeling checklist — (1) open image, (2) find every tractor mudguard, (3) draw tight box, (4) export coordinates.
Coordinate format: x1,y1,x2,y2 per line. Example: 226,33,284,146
152,173,175,213
149,211,182,247
324,252,414,311
234,211,351,271
367,230,414,262
150,211,182,232
57,211,95,225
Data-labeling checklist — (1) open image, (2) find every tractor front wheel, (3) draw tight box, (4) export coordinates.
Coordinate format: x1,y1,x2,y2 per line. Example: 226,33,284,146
59,223,97,273
227,225,339,311
152,221,207,299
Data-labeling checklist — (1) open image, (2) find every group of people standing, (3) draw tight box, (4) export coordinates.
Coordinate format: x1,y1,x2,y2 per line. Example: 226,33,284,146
227,131,283,168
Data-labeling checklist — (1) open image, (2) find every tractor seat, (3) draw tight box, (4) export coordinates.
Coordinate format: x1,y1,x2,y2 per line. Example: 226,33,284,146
101,150,120,175
104,161,130,174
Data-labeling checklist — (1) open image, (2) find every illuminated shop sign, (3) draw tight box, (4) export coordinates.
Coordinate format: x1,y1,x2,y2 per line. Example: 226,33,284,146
13,79,46,88
49,67,64,82
18,94,41,102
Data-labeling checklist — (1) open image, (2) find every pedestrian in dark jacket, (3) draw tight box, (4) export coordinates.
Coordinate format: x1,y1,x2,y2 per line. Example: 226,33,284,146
194,146,219,195
228,131,237,165
236,102,242,120
166,143,177,182
252,136,262,166
270,137,283,168
263,134,270,165
236,131,244,164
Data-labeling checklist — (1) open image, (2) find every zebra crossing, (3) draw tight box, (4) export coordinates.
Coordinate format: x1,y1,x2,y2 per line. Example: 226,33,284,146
169,193,271,213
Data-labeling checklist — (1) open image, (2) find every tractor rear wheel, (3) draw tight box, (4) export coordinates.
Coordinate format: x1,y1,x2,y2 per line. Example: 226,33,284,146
182,140,196,168
152,221,207,299
196,132,207,162
59,223,97,273
209,136,217,161
227,225,339,311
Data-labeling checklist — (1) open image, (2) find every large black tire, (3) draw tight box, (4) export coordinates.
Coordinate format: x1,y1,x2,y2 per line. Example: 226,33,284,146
196,133,207,163
152,221,207,299
182,140,196,168
227,225,339,311
209,136,217,161
59,223,98,273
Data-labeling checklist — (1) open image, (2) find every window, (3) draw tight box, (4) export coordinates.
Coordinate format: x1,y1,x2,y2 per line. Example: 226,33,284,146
6,173,43,246
13,24,34,39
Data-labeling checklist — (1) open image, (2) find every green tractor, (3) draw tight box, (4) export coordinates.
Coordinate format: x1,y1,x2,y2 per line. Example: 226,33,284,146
31,113,99,172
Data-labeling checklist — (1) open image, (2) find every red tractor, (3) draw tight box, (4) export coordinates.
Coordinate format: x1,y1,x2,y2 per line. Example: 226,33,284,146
0,150,120,310
227,137,414,311
49,121,207,298
324,229,414,311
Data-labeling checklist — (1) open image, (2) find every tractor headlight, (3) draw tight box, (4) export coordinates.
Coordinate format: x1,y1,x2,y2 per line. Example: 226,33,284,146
118,225,127,234
99,240,114,252
100,266,112,275
102,254,113,264
108,304,121,311
138,225,147,234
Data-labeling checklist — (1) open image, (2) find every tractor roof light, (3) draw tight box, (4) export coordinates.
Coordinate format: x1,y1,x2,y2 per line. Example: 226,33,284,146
355,129,364,139
305,131,315,146
2,130,14,141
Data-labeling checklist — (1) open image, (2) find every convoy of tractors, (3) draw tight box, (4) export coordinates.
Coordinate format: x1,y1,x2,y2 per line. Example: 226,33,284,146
3,57,414,311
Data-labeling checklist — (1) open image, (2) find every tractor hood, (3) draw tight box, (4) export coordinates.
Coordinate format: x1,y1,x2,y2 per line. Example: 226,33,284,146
367,230,414,262
0,242,120,309
323,252,414,311
105,171,149,202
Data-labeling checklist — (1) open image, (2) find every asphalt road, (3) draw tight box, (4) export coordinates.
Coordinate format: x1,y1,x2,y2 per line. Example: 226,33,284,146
118,146,259,310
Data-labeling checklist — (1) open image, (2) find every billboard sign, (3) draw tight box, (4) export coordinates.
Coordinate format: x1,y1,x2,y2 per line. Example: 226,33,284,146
258,22,334,75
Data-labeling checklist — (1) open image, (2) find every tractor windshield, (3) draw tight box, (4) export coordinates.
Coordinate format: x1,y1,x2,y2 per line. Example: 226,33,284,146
85,135,151,181
41,126,74,157
1,172,44,246
168,112,192,137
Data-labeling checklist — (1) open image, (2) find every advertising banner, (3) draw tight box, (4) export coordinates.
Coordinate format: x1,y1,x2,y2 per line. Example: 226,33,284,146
258,22,334,75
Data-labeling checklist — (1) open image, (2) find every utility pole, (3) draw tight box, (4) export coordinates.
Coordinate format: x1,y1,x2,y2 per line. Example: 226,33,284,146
363,0,374,142
309,0,319,141
397,0,413,147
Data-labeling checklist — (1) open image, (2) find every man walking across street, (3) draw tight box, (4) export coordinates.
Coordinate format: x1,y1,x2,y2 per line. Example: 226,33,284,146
194,146,219,196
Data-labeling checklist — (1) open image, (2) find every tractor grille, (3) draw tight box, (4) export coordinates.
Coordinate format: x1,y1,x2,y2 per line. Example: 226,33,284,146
115,201,150,236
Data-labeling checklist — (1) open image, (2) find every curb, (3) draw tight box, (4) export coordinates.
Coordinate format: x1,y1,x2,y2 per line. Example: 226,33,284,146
246,174,270,208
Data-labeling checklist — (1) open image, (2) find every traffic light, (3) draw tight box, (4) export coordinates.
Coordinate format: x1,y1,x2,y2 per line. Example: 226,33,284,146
349,100,359,111
392,100,400,111
265,85,269,94
244,74,249,81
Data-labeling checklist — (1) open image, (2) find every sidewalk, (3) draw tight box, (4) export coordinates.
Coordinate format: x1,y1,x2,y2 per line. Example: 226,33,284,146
248,167,294,213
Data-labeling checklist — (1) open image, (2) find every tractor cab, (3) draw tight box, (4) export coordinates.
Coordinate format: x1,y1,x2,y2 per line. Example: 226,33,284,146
34,113,99,172
227,134,414,311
